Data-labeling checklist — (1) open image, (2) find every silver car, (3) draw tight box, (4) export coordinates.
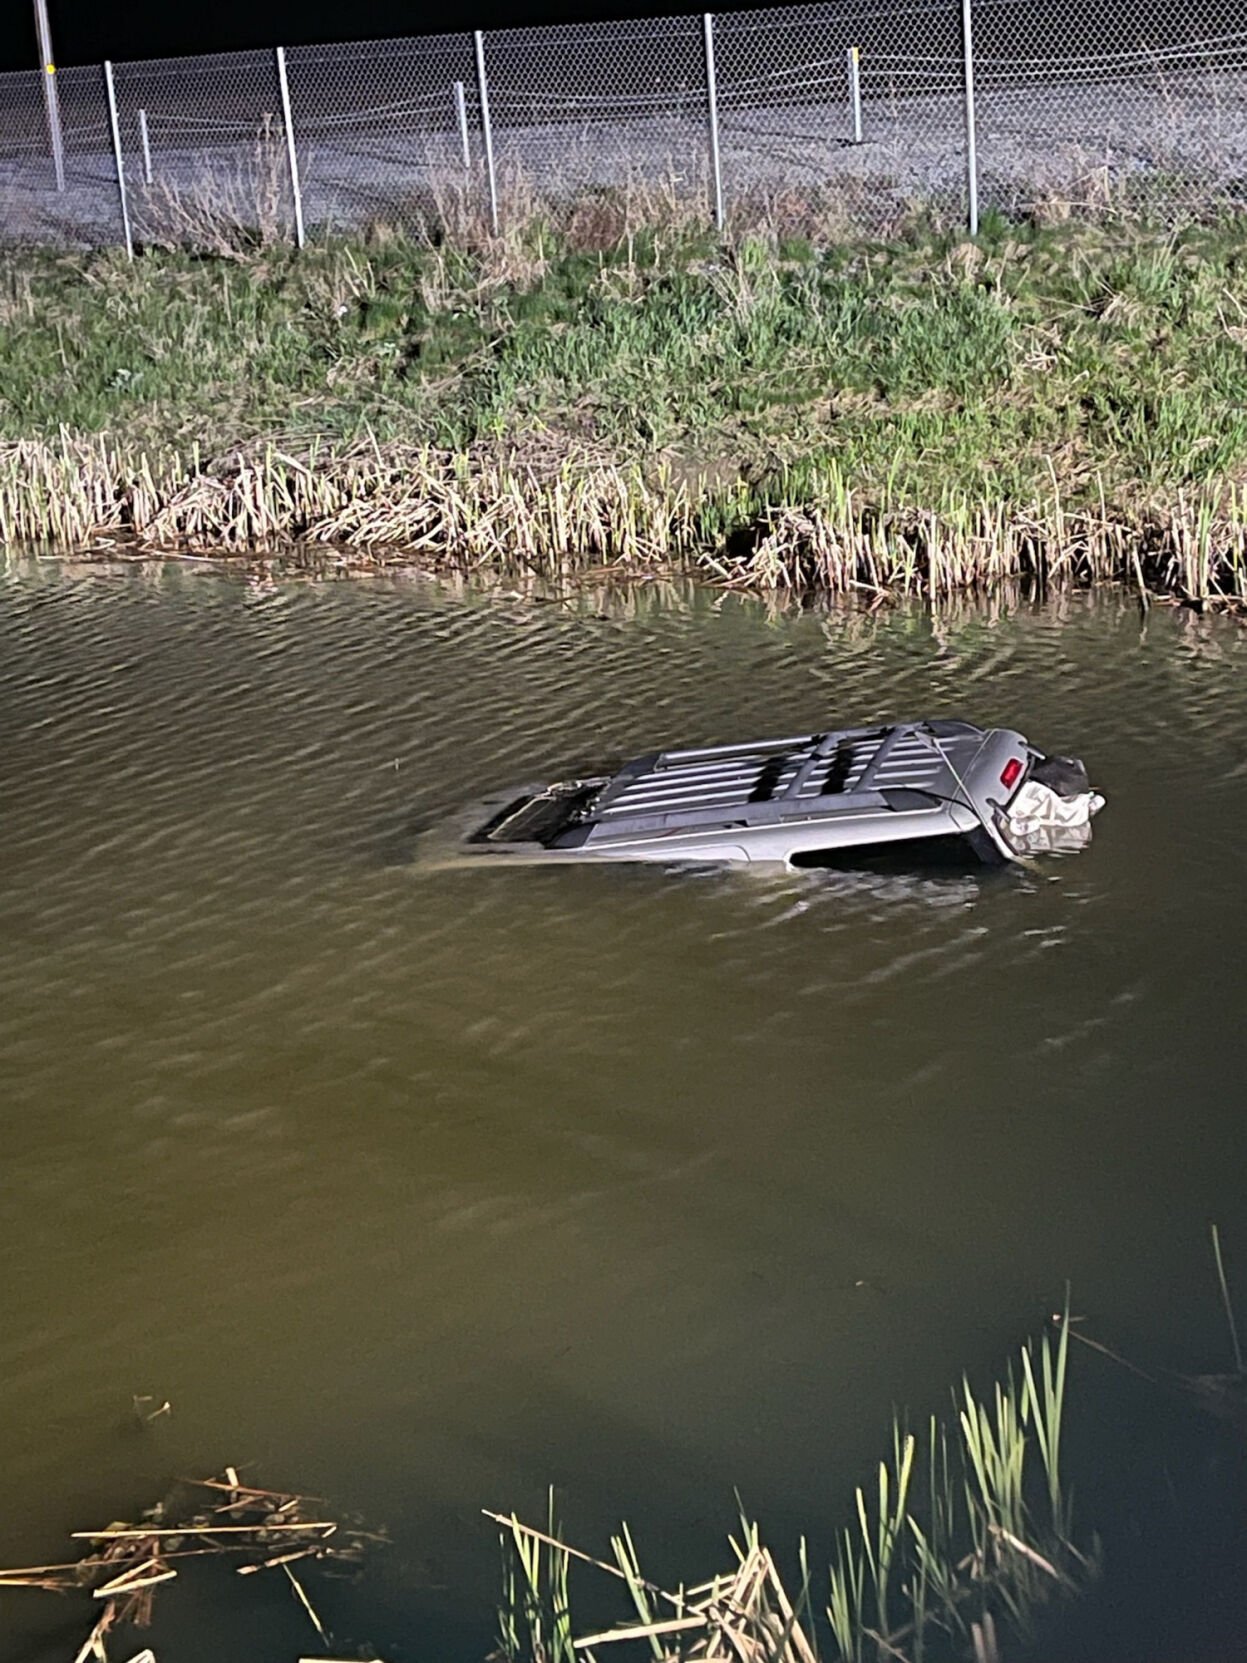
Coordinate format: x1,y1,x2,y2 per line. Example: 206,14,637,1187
437,720,1103,870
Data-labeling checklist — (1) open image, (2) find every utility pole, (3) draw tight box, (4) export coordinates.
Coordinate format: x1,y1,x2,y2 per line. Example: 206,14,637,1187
32,0,66,191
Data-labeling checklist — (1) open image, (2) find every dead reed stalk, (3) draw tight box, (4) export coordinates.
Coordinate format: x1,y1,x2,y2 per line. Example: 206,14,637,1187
8,431,1247,604
132,117,292,255
0,1466,385,1663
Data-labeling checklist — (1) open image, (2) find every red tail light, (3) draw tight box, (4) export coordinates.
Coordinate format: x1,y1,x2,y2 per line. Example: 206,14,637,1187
1000,757,1023,791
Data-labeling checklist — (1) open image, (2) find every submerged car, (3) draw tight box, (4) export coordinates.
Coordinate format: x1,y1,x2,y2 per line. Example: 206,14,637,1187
433,719,1104,870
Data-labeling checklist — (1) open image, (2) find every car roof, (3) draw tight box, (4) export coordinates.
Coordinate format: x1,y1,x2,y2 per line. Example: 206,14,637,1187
575,720,993,843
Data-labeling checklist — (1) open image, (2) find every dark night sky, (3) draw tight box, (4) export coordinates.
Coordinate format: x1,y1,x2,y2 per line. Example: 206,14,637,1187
8,0,714,71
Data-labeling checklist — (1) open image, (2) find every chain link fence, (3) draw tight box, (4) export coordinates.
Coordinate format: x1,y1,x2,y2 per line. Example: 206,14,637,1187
973,0,1247,220
4,0,1247,252
283,34,478,236
108,51,297,251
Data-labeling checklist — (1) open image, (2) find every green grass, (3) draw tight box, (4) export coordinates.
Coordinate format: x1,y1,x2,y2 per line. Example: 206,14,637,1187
7,211,1247,591
494,1316,1094,1663
2,219,1245,495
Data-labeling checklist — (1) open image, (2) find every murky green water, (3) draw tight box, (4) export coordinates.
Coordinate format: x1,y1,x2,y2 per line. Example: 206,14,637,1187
3,557,1246,1662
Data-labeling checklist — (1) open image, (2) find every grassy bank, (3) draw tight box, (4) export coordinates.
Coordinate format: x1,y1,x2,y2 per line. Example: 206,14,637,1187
7,209,1247,596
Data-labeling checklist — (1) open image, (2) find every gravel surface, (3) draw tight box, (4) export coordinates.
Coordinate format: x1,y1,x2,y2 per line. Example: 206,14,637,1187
3,68,1246,248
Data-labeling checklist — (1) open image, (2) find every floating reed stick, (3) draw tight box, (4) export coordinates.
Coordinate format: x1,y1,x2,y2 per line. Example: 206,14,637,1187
71,1522,338,1540
285,1562,330,1643
1211,1223,1244,1374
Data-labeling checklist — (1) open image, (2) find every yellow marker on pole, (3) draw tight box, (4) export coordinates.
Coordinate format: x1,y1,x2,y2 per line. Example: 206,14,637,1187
32,0,65,190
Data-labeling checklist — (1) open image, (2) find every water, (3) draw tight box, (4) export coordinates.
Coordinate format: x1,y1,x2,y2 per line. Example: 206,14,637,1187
2,556,1246,1662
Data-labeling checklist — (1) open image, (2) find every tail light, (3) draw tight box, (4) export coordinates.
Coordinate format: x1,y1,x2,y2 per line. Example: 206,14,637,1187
1000,757,1023,791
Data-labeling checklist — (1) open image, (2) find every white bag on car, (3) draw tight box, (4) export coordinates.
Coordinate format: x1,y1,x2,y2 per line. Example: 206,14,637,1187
1002,780,1105,855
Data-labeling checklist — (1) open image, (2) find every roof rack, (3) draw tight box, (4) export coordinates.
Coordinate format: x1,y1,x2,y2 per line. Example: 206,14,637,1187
586,721,986,838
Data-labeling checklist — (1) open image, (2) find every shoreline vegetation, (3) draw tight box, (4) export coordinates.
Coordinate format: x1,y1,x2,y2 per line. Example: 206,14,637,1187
3,1250,1244,1663
0,1322,1089,1663
493,1317,1092,1663
7,195,1247,600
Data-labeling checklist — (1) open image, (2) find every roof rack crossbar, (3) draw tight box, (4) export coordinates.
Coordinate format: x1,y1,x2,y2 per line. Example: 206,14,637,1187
854,723,928,795
780,730,842,801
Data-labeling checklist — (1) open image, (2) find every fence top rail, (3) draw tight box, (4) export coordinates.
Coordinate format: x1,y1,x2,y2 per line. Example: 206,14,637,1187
283,31,475,65
479,14,702,50
107,47,277,76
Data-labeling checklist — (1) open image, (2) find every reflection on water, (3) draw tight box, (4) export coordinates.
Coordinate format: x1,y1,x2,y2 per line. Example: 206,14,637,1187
2,557,1246,1661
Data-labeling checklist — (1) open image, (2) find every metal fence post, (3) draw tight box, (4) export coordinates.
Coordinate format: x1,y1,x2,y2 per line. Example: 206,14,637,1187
275,47,305,249
474,31,499,234
703,14,724,231
137,108,153,185
960,0,979,233
33,0,65,191
103,61,133,259
454,80,471,170
848,46,863,144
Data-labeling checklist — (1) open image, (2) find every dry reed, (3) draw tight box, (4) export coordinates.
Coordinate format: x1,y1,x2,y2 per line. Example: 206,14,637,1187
131,117,294,255
8,431,1247,602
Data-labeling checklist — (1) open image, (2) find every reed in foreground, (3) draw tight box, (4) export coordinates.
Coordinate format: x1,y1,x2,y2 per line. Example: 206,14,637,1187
491,1316,1095,1663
